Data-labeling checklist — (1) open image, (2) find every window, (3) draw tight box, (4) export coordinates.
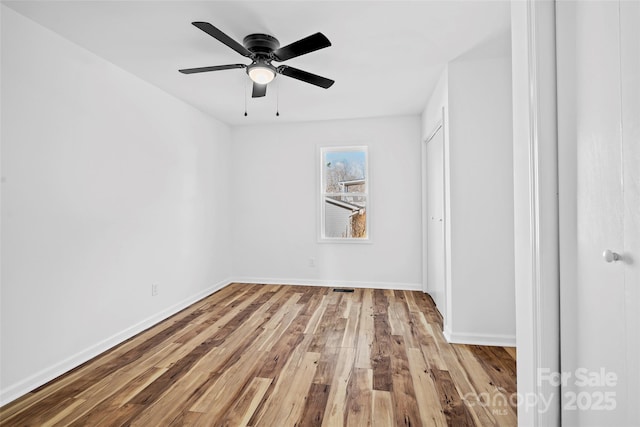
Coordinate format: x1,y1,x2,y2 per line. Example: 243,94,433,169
320,146,369,241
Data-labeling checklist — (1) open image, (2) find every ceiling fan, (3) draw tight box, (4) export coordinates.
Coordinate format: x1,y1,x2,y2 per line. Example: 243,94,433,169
179,22,335,98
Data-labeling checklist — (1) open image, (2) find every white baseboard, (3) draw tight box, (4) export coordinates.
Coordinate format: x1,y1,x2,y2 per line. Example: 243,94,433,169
231,277,422,292
0,278,232,407
443,329,516,347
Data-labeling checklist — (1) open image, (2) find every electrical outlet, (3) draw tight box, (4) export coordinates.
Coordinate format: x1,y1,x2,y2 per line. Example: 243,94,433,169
308,257,316,268
151,284,158,296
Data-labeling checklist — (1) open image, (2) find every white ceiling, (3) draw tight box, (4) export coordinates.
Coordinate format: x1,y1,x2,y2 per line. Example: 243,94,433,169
3,1,511,126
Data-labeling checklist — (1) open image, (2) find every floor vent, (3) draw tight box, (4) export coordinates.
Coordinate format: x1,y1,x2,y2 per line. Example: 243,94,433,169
333,288,355,293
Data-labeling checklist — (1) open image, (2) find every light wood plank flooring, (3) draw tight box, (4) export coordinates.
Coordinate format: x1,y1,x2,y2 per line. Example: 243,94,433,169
0,283,517,426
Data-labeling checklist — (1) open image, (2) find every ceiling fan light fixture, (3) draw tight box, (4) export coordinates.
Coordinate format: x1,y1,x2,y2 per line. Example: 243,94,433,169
248,63,276,85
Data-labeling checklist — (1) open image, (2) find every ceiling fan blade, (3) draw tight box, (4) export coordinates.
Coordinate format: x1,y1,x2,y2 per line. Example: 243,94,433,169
277,65,334,89
273,32,331,62
252,82,267,98
179,64,247,74
192,22,252,58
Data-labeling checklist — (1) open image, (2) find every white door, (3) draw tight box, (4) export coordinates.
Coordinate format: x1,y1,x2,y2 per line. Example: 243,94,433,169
557,1,639,425
425,123,446,319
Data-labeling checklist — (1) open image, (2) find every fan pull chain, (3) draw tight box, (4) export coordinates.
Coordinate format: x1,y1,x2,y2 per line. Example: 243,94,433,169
276,79,280,117
244,79,248,117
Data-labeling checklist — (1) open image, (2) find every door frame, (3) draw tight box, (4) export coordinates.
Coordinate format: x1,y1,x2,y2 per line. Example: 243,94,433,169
511,0,561,426
422,109,448,327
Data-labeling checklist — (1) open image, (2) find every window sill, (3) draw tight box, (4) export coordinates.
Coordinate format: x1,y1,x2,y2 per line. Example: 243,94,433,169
318,238,373,244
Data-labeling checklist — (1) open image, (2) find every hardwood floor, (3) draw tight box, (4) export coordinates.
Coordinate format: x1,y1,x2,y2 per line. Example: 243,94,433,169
0,284,517,426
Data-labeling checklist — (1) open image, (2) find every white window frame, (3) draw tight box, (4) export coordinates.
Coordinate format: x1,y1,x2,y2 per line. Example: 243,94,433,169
319,145,370,242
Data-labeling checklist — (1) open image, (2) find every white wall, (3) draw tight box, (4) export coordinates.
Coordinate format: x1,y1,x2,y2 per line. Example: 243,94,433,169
0,6,232,404
448,51,515,344
421,34,516,346
231,116,423,290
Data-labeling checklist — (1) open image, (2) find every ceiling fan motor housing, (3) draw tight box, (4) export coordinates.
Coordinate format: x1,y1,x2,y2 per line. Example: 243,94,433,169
243,33,280,56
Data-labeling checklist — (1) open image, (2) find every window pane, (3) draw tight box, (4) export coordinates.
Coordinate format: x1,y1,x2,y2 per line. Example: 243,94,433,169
323,196,367,238
323,150,367,193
